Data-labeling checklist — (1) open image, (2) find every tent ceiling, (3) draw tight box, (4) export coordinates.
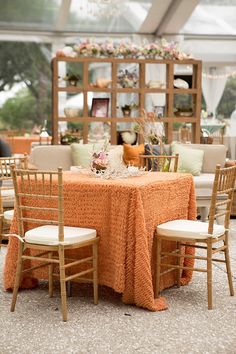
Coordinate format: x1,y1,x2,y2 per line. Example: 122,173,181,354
1,0,236,39
0,0,236,63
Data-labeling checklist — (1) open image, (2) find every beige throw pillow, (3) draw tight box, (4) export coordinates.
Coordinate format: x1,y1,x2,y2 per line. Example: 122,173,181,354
171,143,204,176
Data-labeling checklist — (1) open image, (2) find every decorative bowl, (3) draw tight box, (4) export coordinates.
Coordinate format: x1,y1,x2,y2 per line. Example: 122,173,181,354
147,80,165,89
178,111,193,117
174,78,189,89
64,107,80,118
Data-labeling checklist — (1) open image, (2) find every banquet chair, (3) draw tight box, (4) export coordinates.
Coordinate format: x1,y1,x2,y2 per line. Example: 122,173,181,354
155,164,236,309
10,166,99,322
0,155,28,249
139,154,179,172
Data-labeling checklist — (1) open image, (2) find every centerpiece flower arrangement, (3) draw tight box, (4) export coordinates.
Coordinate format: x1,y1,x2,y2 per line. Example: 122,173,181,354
56,38,192,61
91,150,109,172
121,102,138,117
90,140,146,179
90,141,109,172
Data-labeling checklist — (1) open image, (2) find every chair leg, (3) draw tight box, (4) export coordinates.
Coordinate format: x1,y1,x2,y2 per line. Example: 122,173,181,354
177,242,181,288
93,242,98,305
11,241,24,312
48,251,53,298
207,240,213,310
224,240,234,296
155,237,162,298
67,281,72,297
58,245,68,322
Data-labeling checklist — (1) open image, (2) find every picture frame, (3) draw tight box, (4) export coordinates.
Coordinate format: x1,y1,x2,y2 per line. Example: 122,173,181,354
153,105,165,118
91,98,109,118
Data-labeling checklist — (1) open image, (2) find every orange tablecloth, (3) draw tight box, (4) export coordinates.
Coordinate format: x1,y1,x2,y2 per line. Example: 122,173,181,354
5,136,51,154
4,171,196,311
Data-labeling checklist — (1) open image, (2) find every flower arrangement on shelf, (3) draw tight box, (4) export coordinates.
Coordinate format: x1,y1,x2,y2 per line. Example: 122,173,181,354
134,109,165,153
74,39,101,57
56,38,192,61
121,102,138,117
142,42,161,59
117,69,139,88
60,132,81,145
62,73,81,86
174,105,193,117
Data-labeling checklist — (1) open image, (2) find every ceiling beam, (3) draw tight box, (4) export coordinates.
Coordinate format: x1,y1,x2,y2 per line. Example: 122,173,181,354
0,29,153,44
139,0,172,34
156,0,199,36
54,0,72,32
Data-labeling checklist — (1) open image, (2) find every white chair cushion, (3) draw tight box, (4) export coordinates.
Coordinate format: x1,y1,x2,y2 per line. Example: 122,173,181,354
1,189,15,198
195,188,212,199
1,189,15,208
156,219,225,239
3,209,14,221
193,173,215,189
25,225,97,245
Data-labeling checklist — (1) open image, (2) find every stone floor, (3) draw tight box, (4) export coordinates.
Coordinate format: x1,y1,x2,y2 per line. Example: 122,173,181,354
1,221,236,354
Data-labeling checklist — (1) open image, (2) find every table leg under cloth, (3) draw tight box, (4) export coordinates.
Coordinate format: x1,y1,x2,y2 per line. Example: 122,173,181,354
3,172,196,311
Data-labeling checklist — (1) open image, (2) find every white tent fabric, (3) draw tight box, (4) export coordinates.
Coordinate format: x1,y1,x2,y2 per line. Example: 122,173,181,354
202,66,228,117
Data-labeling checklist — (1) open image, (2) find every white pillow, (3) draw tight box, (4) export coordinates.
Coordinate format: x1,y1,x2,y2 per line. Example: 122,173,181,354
108,145,126,170
70,143,102,168
171,143,204,176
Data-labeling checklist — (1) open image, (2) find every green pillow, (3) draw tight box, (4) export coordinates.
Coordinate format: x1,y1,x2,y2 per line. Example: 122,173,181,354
171,143,204,176
71,143,102,168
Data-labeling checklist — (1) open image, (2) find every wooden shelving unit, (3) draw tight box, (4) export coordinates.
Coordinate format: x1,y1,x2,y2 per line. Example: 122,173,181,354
51,56,202,144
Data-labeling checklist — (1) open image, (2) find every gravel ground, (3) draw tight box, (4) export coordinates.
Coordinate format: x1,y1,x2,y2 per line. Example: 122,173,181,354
1,221,236,354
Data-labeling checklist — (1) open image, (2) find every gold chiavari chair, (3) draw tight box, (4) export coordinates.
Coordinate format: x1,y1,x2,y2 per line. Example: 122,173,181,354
140,154,179,172
10,166,99,322
155,164,236,309
0,155,28,249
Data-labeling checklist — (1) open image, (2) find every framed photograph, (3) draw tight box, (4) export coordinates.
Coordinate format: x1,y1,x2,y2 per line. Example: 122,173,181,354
153,105,165,118
91,98,109,118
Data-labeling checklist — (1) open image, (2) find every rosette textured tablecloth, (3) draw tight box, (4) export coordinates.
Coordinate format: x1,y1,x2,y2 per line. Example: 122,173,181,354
4,171,196,311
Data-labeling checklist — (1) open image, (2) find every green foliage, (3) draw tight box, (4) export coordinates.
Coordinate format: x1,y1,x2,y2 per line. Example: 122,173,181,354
217,77,236,117
173,122,183,130
0,89,37,130
0,0,60,24
65,62,83,82
0,42,51,92
67,121,83,132
0,41,51,130
174,94,192,110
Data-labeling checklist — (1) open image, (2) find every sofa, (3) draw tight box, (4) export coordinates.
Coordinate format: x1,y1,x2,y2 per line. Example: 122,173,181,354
29,143,227,221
